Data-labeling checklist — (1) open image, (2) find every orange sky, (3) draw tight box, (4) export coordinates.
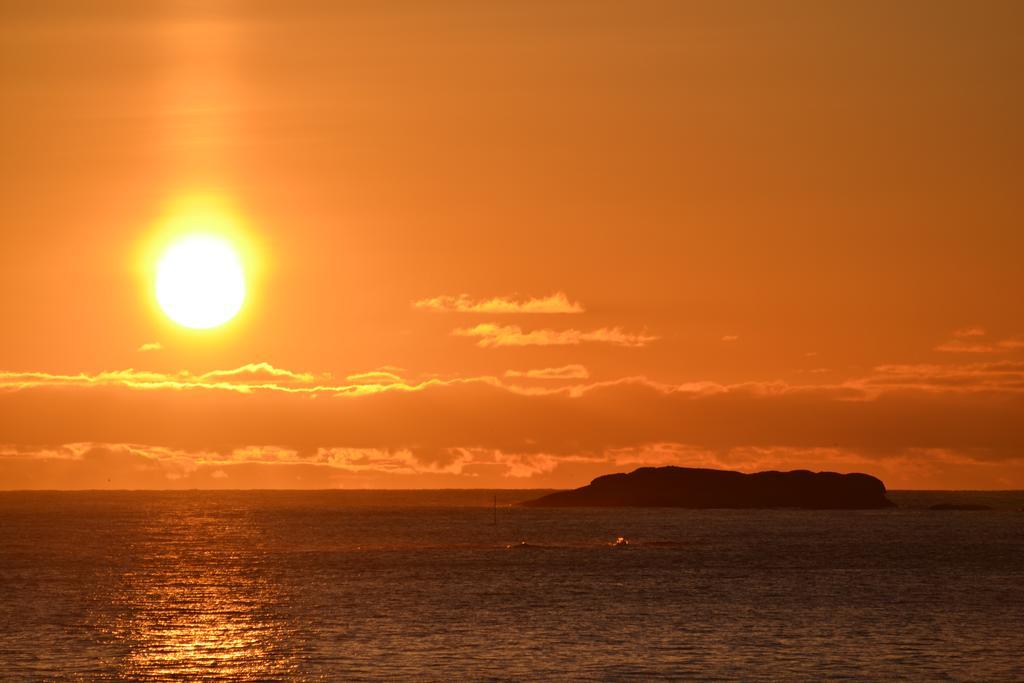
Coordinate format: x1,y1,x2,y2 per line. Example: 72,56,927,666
2,1,1023,489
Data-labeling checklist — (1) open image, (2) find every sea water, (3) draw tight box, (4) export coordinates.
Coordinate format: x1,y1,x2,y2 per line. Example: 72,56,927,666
0,490,1021,681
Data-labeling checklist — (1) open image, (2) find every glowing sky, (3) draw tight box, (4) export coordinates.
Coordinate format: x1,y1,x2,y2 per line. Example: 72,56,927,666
1,1,1022,488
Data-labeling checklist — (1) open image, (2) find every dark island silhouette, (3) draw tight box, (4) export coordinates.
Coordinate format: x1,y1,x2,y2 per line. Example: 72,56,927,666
521,466,895,509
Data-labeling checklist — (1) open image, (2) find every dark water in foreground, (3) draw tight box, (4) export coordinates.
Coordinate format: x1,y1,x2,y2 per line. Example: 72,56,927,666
0,491,1022,681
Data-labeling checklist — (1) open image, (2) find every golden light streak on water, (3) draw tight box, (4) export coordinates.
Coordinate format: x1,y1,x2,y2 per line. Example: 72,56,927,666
102,506,299,680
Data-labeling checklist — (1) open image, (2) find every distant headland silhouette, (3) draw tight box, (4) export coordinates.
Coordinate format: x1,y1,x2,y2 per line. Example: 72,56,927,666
521,466,895,509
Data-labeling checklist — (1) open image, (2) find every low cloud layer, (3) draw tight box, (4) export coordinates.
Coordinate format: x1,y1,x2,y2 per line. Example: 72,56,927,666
2,360,1024,488
2,442,1022,491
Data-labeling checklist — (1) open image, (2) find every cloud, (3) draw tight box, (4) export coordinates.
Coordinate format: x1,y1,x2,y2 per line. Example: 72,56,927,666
137,342,162,352
453,324,658,348
505,365,590,381
3,360,1021,401
346,370,405,384
0,363,362,394
935,340,999,353
197,362,317,384
853,361,1024,393
413,292,584,314
3,359,1024,488
4,441,1024,490
2,361,1023,449
935,327,1024,353
721,335,739,343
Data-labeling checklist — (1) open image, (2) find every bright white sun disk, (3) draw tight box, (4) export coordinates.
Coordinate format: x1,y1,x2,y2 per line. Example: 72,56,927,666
156,235,245,329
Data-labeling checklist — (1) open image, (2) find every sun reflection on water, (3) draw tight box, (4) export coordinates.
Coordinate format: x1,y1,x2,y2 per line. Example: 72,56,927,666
103,506,300,681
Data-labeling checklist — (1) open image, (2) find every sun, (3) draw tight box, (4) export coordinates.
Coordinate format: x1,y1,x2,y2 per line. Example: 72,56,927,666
155,234,246,329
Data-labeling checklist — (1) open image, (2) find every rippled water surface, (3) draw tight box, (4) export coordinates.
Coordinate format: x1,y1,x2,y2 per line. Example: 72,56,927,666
1,490,1022,681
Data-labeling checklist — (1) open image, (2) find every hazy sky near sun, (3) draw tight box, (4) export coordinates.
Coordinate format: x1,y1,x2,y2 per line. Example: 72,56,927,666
2,0,1023,489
